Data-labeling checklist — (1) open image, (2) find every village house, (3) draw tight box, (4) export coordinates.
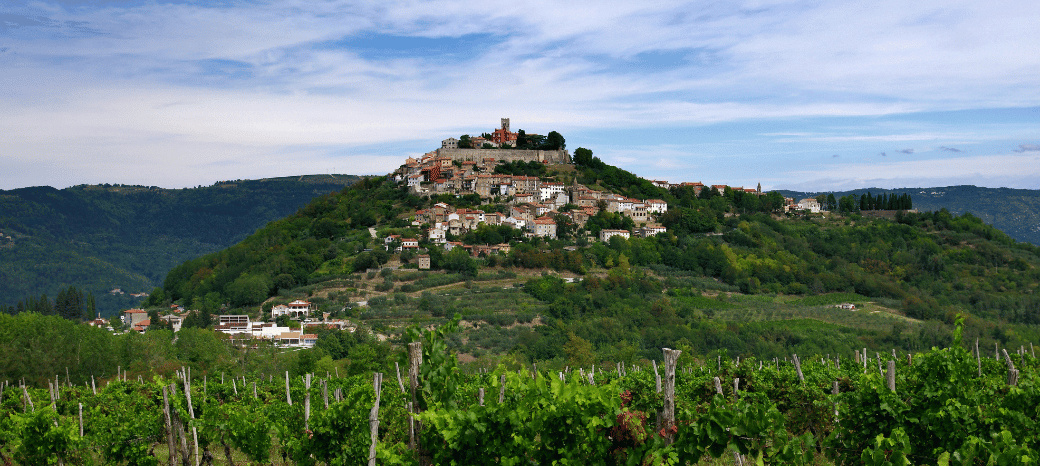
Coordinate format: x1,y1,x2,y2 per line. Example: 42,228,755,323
122,309,148,327
600,229,631,242
532,217,557,239
271,300,311,319
645,199,668,215
635,225,668,237
797,198,822,213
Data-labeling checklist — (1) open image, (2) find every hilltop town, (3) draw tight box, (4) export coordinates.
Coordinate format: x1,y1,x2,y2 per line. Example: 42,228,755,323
68,120,918,349
389,118,826,250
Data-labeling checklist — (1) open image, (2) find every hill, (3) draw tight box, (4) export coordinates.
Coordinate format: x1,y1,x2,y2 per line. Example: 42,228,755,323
156,154,1040,363
775,185,1040,245
0,175,360,315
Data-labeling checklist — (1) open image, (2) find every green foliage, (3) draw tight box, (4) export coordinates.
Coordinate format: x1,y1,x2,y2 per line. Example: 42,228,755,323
493,160,546,177
0,176,360,316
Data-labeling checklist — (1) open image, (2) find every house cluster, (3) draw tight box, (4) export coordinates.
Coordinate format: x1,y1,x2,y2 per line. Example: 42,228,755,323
121,307,183,333
788,198,823,213
214,314,319,347
409,186,669,246
393,151,545,195
212,300,356,347
112,299,357,349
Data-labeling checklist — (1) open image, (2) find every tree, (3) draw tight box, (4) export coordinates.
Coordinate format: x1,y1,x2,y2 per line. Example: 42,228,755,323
515,130,528,149
543,131,566,150
573,147,594,167
563,332,595,368
458,134,472,149
441,248,478,277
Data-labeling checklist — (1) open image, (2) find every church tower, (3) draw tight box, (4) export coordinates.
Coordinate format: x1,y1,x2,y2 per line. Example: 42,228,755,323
501,118,510,132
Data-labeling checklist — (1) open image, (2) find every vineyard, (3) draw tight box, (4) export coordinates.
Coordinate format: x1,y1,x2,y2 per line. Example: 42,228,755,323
0,320,1037,465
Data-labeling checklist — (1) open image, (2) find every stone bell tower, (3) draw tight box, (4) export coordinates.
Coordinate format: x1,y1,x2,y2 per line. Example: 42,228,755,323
501,118,510,132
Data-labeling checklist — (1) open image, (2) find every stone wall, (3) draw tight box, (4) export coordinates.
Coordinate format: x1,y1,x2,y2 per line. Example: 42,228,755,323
434,148,571,164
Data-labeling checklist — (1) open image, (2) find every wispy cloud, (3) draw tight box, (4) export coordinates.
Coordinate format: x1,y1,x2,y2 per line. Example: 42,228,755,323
939,146,962,152
1014,144,1040,152
781,153,1040,191
1,0,1039,189
896,148,914,154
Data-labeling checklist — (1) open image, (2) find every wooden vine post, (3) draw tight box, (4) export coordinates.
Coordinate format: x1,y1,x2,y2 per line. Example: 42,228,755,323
162,385,175,466
652,360,662,393
407,341,422,454
368,372,383,466
184,373,199,466
660,348,681,445
793,354,805,383
304,373,312,430
1002,349,1019,386
886,360,896,392
285,371,292,406
975,339,982,377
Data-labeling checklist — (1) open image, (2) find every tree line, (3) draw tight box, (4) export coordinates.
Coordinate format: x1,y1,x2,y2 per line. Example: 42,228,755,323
0,286,96,321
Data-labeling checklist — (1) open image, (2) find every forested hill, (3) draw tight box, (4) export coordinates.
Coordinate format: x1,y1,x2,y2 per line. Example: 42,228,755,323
160,160,1040,360
775,186,1040,245
0,175,360,315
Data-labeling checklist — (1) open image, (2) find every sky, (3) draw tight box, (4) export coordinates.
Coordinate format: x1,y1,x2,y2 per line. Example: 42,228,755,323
1,0,1038,192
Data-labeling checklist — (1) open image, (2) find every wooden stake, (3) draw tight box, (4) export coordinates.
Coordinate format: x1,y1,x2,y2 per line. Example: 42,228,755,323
499,375,506,403
652,360,661,393
1002,349,1018,386
183,376,199,466
713,377,723,395
395,362,406,393
285,371,292,406
407,342,422,452
976,339,982,377
79,403,83,437
793,354,804,383
478,388,485,406
305,374,311,430
163,385,175,466
886,360,896,392
660,348,681,445
23,386,33,412
368,372,383,466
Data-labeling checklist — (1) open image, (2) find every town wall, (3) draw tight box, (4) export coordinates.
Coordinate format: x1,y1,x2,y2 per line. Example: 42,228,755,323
434,148,571,164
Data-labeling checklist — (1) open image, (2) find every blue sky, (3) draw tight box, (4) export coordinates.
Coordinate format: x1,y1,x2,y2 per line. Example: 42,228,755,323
1,0,1038,191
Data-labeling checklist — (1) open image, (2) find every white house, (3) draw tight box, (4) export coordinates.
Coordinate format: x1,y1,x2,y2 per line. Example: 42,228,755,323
539,182,566,202
600,229,631,242
645,199,668,215
797,198,822,213
271,300,311,319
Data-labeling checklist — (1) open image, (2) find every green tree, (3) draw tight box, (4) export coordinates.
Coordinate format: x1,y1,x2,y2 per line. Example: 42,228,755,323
563,332,595,368
227,273,272,306
573,147,594,167
458,134,472,148
543,131,566,150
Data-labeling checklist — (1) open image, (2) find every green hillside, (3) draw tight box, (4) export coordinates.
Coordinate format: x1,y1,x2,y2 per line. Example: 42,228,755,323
0,175,360,315
776,185,1040,245
157,159,1040,363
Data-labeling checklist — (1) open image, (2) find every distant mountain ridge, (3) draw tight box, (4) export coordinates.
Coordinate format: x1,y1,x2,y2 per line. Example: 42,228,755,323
774,185,1040,245
0,175,360,315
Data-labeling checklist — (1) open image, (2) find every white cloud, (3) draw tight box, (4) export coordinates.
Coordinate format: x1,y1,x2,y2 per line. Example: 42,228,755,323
779,153,1040,190
2,0,1039,189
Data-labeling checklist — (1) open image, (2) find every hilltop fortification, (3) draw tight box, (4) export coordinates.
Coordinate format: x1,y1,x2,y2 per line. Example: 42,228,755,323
434,148,571,164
